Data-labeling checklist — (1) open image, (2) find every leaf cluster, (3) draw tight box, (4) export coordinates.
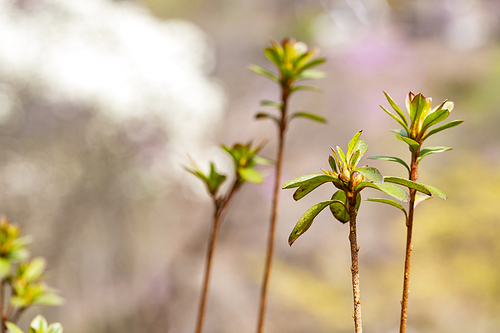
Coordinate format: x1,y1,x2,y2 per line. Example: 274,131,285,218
283,131,423,245
250,38,327,126
0,216,63,324
6,315,63,333
186,142,270,200
378,91,463,161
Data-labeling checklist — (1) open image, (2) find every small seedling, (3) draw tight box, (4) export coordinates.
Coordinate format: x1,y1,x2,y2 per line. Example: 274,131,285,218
283,131,423,333
369,92,463,332
250,37,326,333
187,142,269,333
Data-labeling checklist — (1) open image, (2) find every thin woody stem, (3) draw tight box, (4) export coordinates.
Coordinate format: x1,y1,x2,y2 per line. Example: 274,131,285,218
256,85,289,333
195,181,241,333
348,192,363,333
399,151,419,333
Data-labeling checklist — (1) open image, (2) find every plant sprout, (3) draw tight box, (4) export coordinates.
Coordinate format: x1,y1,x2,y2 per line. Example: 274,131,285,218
369,92,463,333
6,315,63,333
283,131,426,333
249,37,326,333
187,142,270,333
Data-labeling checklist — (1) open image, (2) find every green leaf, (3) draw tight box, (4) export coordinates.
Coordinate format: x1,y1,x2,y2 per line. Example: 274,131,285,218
282,174,337,189
383,91,408,125
422,184,447,200
249,65,280,83
33,293,65,306
0,258,11,279
260,100,282,109
296,69,326,80
390,129,408,137
422,120,463,140
366,198,407,219
383,176,431,195
368,155,411,174
238,167,263,184
412,93,428,124
24,257,46,282
289,112,326,123
299,58,326,71
31,316,47,332
47,323,63,333
336,146,347,170
417,146,452,163
329,191,361,223
255,112,280,127
252,155,274,166
355,167,383,184
330,147,343,171
422,108,449,130
288,200,339,245
352,140,368,164
6,323,24,333
293,182,325,201
381,106,410,134
350,150,360,169
264,47,282,67
328,155,338,173
415,192,432,206
347,131,362,161
290,85,321,93
396,134,420,152
357,182,409,202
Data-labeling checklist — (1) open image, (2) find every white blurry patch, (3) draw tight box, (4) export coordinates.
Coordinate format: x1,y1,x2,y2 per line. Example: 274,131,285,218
0,0,226,194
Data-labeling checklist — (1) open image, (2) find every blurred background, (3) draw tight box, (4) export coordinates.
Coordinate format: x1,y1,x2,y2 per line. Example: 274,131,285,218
0,0,499,332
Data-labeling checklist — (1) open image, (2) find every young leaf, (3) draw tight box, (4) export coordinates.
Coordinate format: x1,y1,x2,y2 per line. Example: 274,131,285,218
336,146,347,170
422,120,463,140
383,176,432,195
329,191,362,223
33,293,65,306
366,198,407,219
296,69,326,80
330,147,343,171
396,134,420,152
5,323,24,333
328,155,338,173
0,258,11,279
24,257,46,282
260,100,282,109
356,182,409,202
390,129,408,137
417,146,452,162
383,91,407,125
290,85,321,93
350,150,360,169
352,140,368,163
289,112,326,123
298,58,326,71
282,174,336,189
255,113,280,127
415,192,433,206
31,315,48,332
355,167,383,184
422,183,447,200
381,106,410,134
368,155,411,174
288,200,340,246
249,65,280,83
422,108,449,130
293,182,326,201
347,131,362,161
329,190,349,223
238,167,263,184
47,323,63,333
264,47,282,67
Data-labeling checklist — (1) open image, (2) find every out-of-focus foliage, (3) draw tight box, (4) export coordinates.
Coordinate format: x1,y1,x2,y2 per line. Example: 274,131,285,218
6,315,63,333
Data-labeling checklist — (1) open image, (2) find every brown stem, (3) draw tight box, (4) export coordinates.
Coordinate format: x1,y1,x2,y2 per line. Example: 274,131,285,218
399,152,419,333
195,181,241,333
256,86,289,333
347,192,363,333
